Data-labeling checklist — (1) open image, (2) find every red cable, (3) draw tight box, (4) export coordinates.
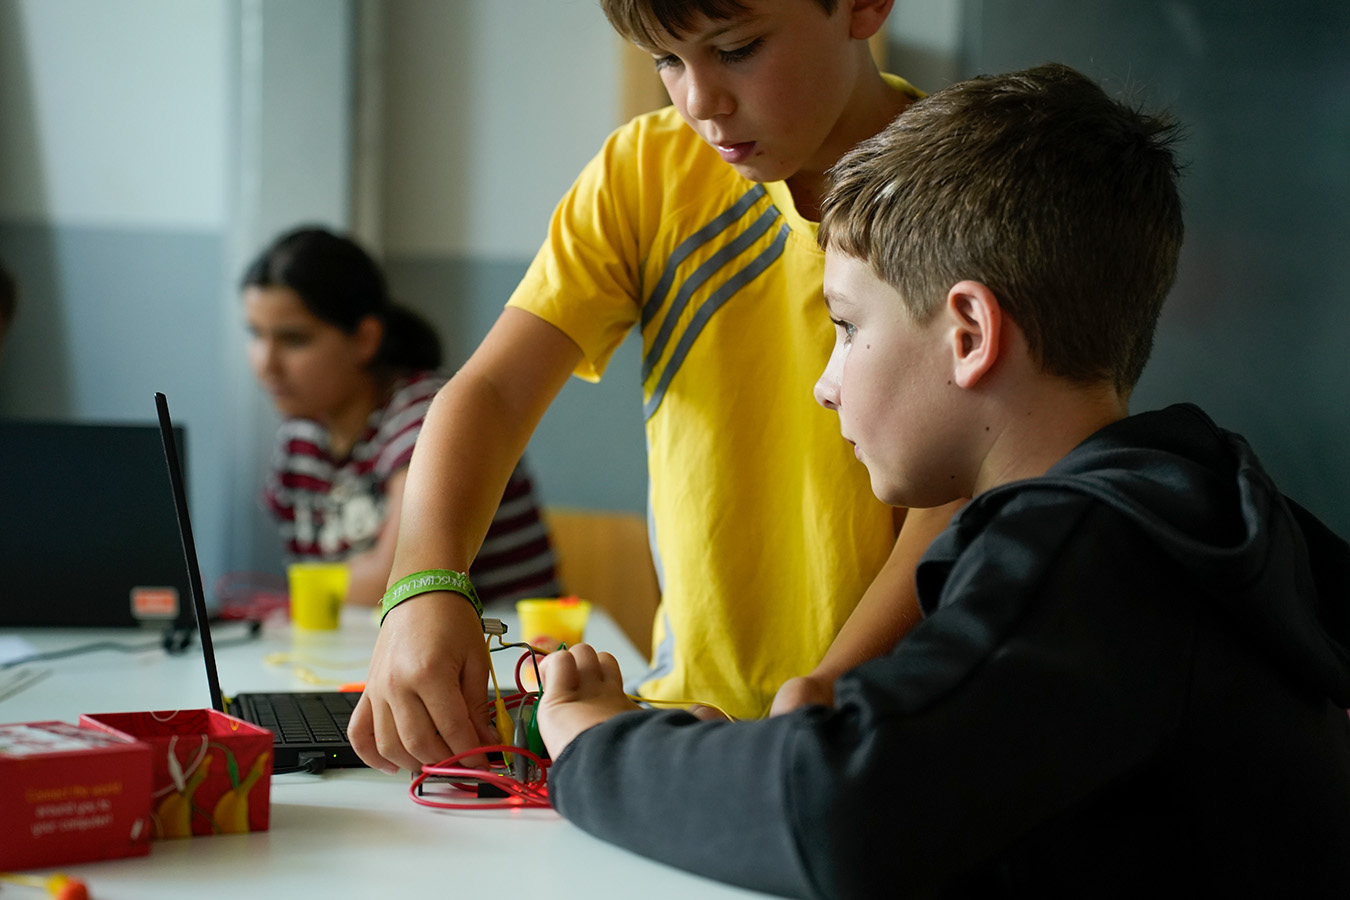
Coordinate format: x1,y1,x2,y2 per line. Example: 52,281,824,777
409,744,551,810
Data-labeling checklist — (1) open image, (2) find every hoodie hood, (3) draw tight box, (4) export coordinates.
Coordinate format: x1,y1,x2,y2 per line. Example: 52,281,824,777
940,403,1350,706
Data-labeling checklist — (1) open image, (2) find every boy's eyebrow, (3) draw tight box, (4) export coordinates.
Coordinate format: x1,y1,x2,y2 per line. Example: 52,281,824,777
698,18,751,42
644,12,762,52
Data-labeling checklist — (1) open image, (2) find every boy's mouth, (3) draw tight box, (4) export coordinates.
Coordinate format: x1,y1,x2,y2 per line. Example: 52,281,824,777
713,140,756,165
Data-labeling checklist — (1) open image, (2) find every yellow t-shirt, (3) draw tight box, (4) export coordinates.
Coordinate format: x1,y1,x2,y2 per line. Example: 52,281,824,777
509,80,920,717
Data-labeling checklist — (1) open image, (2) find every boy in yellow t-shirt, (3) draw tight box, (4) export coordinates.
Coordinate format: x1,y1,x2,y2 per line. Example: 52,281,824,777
350,0,957,773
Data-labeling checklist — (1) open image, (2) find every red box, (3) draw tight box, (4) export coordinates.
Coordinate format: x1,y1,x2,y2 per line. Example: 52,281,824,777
0,721,153,870
80,709,273,839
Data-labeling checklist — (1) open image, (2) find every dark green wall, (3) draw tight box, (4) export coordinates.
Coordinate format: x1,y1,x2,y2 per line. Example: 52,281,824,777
964,0,1350,537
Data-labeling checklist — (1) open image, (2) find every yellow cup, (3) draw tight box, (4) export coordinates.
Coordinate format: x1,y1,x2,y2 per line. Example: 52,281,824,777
287,562,349,630
515,597,592,652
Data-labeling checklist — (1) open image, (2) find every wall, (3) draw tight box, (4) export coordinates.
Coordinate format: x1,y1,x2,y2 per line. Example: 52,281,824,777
0,0,356,594
227,0,358,579
374,0,647,513
963,0,1350,537
0,0,233,588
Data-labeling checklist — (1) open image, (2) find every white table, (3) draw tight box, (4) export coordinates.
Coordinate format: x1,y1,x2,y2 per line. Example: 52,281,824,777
0,605,770,899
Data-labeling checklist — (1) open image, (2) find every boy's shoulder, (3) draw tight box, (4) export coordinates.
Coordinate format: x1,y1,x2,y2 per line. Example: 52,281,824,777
606,105,734,183
950,405,1240,544
931,403,1344,634
911,402,1350,711
619,104,694,141
919,405,1246,612
577,105,778,231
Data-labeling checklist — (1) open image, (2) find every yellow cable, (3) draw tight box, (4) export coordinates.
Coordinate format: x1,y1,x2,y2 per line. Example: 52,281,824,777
262,651,368,670
626,694,736,721
487,634,514,761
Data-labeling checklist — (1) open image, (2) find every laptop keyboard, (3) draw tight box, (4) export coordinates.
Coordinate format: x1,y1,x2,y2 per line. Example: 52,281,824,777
247,692,361,745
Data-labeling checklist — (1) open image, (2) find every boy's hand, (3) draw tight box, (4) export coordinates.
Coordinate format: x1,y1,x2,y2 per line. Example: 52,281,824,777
348,594,499,773
770,674,835,716
536,644,639,757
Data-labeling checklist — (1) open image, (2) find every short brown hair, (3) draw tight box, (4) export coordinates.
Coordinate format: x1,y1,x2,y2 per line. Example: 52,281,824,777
819,63,1184,392
601,0,837,48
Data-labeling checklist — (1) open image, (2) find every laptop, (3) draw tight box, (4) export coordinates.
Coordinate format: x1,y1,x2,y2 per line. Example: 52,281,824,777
0,418,194,629
154,392,366,771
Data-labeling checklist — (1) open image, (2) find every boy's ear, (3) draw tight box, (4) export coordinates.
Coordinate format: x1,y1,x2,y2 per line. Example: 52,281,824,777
846,0,895,41
947,280,1002,390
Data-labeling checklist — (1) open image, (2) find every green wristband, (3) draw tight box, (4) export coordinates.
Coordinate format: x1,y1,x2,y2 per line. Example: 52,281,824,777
379,569,482,626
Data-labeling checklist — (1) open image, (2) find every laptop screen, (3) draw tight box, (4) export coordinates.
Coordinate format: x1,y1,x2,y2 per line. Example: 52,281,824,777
0,418,191,627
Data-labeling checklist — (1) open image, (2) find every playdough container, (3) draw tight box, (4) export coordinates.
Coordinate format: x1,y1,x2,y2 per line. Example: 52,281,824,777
515,597,592,652
287,561,349,630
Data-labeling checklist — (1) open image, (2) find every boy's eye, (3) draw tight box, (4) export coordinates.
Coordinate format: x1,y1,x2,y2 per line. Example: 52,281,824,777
832,318,857,343
653,36,763,71
716,37,763,64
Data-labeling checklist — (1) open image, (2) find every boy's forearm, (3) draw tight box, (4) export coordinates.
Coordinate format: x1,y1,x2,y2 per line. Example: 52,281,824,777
813,501,965,681
550,710,814,899
389,309,580,581
391,374,532,573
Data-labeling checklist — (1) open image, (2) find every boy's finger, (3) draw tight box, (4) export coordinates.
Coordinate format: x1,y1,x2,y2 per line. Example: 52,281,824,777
370,693,446,773
348,694,399,774
539,646,580,693
562,643,602,680
597,650,624,685
417,688,486,768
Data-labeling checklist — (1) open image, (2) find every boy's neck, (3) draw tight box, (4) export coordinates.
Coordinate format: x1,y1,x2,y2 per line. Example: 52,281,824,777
972,381,1129,497
786,68,915,221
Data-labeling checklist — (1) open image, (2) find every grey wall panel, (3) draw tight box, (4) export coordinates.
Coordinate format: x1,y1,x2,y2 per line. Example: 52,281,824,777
0,221,242,590
963,0,1350,536
385,254,649,514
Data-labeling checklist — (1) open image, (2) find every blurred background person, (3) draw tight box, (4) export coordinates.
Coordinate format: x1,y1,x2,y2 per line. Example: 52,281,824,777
242,226,559,608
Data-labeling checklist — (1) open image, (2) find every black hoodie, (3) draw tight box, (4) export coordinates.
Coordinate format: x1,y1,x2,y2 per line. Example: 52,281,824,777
550,404,1350,899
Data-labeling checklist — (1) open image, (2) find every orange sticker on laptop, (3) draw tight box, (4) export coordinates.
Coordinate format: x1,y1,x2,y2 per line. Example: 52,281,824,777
131,587,180,619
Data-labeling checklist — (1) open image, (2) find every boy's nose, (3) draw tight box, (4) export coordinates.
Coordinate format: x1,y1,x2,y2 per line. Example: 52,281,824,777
814,367,840,410
683,69,733,121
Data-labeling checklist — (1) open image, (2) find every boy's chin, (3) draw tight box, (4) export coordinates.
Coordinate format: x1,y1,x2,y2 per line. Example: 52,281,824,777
726,154,794,185
874,477,961,511
870,477,910,509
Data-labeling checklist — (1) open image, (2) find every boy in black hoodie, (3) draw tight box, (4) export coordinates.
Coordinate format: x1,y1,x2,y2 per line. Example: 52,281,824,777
534,63,1350,898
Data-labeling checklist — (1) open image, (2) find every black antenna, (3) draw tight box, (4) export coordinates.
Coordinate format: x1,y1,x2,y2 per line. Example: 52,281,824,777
154,391,225,713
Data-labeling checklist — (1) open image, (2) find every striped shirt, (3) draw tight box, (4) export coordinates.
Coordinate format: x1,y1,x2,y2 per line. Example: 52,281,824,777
264,371,559,603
